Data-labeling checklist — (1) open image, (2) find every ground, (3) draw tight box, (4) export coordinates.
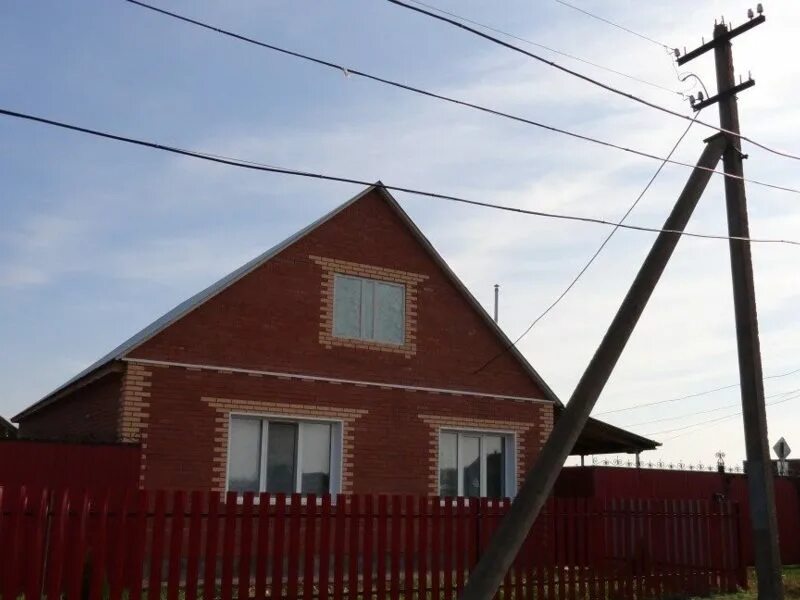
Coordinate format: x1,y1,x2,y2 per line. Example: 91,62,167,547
702,566,800,599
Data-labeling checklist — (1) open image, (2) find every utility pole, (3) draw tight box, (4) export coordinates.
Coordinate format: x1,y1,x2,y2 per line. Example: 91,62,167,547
678,11,783,599
460,135,727,600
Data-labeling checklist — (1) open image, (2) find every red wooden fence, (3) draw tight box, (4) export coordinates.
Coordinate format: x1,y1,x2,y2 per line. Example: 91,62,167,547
554,466,800,565
0,488,745,600
0,440,141,493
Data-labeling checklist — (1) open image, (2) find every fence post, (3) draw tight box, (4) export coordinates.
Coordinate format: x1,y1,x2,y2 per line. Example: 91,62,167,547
37,489,55,600
734,503,748,589
473,497,481,567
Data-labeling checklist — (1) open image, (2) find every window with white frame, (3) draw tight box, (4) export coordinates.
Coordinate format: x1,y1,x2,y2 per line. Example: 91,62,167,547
438,430,514,498
333,274,405,344
227,415,342,495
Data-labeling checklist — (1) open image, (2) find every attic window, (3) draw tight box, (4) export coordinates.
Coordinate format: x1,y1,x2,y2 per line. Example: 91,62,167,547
333,274,405,344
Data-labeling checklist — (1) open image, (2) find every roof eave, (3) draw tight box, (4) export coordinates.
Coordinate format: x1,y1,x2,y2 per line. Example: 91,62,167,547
12,361,125,423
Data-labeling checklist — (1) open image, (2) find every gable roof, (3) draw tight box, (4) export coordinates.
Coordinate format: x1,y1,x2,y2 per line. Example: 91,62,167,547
13,183,560,422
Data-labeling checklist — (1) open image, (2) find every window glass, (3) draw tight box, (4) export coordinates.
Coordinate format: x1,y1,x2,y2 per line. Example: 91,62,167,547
361,280,375,339
332,274,405,344
461,435,481,498
484,435,505,499
301,422,332,494
228,417,262,493
375,282,404,344
439,432,458,497
333,276,362,339
266,422,298,494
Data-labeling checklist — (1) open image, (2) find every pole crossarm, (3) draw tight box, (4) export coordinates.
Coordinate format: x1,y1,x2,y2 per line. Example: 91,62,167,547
459,134,727,600
677,15,765,65
692,78,755,111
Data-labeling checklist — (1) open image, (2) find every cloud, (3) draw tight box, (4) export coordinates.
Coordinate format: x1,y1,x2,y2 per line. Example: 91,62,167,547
1,0,798,466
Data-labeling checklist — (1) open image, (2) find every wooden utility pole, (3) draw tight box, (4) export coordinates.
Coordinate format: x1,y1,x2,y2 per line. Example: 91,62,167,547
459,134,727,600
679,13,783,599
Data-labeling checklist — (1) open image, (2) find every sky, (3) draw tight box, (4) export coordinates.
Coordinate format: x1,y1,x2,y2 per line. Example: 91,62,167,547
1,0,798,469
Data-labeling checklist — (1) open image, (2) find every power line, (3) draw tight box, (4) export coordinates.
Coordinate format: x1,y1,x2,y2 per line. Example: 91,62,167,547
647,390,800,438
386,0,800,163
405,0,685,97
124,0,800,196
552,0,670,49
474,113,701,373
624,386,800,428
595,366,800,416
5,106,800,248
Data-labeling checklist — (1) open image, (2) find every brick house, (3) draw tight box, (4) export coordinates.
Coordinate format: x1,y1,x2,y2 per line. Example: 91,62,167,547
12,184,656,496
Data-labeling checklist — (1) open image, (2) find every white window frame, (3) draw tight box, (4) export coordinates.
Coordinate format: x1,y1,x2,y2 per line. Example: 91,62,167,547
226,412,344,496
437,428,516,498
332,274,405,344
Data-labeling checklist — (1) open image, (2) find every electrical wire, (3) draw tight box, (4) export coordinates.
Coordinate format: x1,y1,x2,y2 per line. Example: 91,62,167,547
474,113,702,373
595,367,800,416
4,106,800,248
123,0,800,196
404,0,686,97
385,0,800,163
552,0,671,49
647,390,800,439
622,386,800,428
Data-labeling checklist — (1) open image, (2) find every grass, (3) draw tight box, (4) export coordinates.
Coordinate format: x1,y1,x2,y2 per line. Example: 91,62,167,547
696,565,800,599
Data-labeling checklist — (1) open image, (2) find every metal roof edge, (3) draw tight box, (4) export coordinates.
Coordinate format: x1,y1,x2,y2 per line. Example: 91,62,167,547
371,184,562,406
15,182,563,420
13,183,384,421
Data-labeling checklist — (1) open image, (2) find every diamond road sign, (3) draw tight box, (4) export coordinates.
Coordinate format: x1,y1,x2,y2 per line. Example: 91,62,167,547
773,437,791,459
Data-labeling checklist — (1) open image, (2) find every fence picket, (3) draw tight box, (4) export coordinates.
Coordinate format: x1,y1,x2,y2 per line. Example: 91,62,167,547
27,489,50,600
501,498,512,600
546,499,556,600
148,490,168,600
130,491,149,600
404,495,415,600
273,494,288,600
68,492,90,600
185,491,203,600
430,497,441,600
220,491,238,600
88,491,110,600
47,490,70,600
349,494,362,600
442,497,453,600
363,495,374,600
238,492,255,600
376,495,388,600
4,488,28,600
567,497,577,600
417,496,428,600
634,499,644,600
203,491,221,600
254,492,272,600
304,494,319,600
167,491,186,600
318,495,333,600
390,495,402,600
455,496,466,596
288,493,303,600
535,501,545,600
333,494,346,600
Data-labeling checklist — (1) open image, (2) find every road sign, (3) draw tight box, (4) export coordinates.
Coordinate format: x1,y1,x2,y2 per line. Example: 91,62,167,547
773,437,791,460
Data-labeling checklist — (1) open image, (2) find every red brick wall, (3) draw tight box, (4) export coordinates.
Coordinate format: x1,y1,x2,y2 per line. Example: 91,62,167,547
136,363,553,494
17,189,557,493
18,374,121,443
128,189,548,399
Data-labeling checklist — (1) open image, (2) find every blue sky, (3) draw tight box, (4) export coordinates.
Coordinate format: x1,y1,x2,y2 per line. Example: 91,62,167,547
2,0,798,467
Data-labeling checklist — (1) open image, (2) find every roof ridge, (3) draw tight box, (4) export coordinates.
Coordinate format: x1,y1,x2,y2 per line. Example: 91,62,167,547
13,182,560,421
